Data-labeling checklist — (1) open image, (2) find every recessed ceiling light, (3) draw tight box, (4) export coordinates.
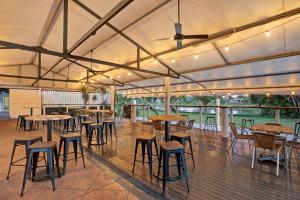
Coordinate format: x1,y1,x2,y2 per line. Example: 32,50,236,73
128,72,131,76
266,93,270,96
194,55,199,59
118,75,121,78
291,91,295,95
265,30,271,37
171,59,176,63
110,77,113,79
224,46,230,51
153,60,158,64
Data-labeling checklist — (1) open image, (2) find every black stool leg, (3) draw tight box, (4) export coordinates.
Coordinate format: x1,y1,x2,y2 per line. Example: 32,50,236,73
31,152,40,181
79,138,86,168
147,141,153,176
73,140,78,162
175,152,182,177
157,149,163,181
59,138,63,156
162,152,169,195
141,142,146,165
132,140,139,173
188,137,195,167
63,139,69,175
6,142,17,180
113,123,117,135
47,149,55,191
53,146,61,178
181,151,190,192
109,124,113,135
20,150,33,197
154,140,158,157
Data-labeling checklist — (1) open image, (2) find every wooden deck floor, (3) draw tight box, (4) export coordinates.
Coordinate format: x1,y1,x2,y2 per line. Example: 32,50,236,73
83,119,300,200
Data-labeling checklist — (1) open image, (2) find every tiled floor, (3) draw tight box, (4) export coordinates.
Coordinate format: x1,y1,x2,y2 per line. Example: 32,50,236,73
0,119,153,200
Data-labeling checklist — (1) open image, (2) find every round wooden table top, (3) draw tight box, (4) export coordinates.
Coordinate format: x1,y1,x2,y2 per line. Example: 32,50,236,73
250,124,293,134
149,115,185,122
25,115,72,122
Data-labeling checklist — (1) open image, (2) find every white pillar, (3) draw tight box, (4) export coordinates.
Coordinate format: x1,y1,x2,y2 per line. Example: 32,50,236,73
110,85,116,116
43,106,46,115
199,107,202,129
66,105,69,112
216,98,220,131
164,77,171,115
221,107,229,137
275,109,280,124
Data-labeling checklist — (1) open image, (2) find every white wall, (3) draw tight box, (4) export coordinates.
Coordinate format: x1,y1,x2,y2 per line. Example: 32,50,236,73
9,89,41,118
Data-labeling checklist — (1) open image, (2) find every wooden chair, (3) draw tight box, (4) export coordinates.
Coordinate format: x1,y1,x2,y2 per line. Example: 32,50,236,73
176,120,198,143
150,120,165,142
251,132,284,176
228,123,254,152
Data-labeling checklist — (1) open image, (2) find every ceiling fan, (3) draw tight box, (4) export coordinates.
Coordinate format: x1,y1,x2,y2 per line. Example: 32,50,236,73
156,0,209,48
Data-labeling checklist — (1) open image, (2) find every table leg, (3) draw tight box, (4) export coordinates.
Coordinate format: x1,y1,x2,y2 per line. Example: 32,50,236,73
165,121,171,141
47,120,52,141
96,112,100,123
30,108,33,116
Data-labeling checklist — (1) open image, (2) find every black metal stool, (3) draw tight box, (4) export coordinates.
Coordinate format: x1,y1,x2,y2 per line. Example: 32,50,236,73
204,116,217,132
16,115,29,131
132,135,158,176
241,118,254,133
157,141,189,195
78,114,88,131
20,141,60,197
63,117,77,133
58,133,86,174
6,136,43,180
103,119,117,136
80,120,94,137
90,123,105,145
171,132,195,167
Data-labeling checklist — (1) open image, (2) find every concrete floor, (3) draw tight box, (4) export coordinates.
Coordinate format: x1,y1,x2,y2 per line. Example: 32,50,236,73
0,119,153,200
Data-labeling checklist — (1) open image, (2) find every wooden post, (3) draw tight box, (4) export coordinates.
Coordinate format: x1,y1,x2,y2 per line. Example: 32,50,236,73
199,107,202,129
221,107,229,137
131,105,137,123
165,77,171,114
230,107,233,123
216,98,220,131
110,85,115,116
275,109,280,124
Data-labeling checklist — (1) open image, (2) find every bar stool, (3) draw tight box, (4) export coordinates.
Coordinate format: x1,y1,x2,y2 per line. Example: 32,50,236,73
90,123,105,145
132,135,158,176
16,115,29,131
80,120,94,137
77,114,88,131
204,116,217,132
157,141,189,195
58,133,86,174
241,118,254,133
171,132,195,167
103,119,117,136
63,117,76,133
6,136,43,180
20,141,60,197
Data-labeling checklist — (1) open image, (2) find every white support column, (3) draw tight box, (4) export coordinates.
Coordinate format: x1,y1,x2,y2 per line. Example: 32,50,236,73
164,77,171,115
216,98,220,131
230,107,234,123
110,85,116,116
275,109,280,124
199,107,202,129
131,105,137,123
66,105,69,112
43,106,46,115
221,107,229,137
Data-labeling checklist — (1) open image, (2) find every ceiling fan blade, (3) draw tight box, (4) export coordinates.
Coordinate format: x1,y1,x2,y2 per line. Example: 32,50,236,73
177,40,183,48
175,23,182,35
156,37,173,41
183,34,209,39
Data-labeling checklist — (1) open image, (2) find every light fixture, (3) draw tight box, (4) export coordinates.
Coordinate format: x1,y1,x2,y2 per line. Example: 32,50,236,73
82,82,85,85
266,93,270,96
224,46,230,51
265,30,271,37
102,76,105,79
153,60,158,64
90,80,94,83
118,75,121,78
128,72,132,76
199,92,202,95
97,78,99,81
245,93,249,97
171,59,176,63
291,91,295,95
110,77,113,79
227,93,231,96
212,91,215,95
194,55,199,59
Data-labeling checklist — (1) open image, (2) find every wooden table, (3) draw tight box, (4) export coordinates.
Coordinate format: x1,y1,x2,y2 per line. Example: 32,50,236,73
149,115,185,141
250,124,293,135
25,115,71,141
88,109,112,123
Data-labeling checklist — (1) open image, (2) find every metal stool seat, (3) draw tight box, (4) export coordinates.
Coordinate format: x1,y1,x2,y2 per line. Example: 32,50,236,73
59,133,85,174
204,116,217,132
171,132,195,167
157,141,189,195
132,134,158,176
6,136,43,180
20,141,60,197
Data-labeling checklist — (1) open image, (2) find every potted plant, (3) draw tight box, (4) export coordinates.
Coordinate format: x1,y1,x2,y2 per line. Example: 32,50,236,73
80,84,90,108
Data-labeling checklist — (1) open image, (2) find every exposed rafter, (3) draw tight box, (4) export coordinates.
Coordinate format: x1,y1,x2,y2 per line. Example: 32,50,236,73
212,42,229,64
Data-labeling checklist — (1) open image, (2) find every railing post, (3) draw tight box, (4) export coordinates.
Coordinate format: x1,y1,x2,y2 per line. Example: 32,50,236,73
131,105,137,123
176,105,178,114
43,106,46,115
230,107,233,123
97,105,100,110
221,107,229,137
216,98,220,131
199,107,202,129
275,108,280,124
143,105,145,121
66,105,69,112
148,105,150,121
